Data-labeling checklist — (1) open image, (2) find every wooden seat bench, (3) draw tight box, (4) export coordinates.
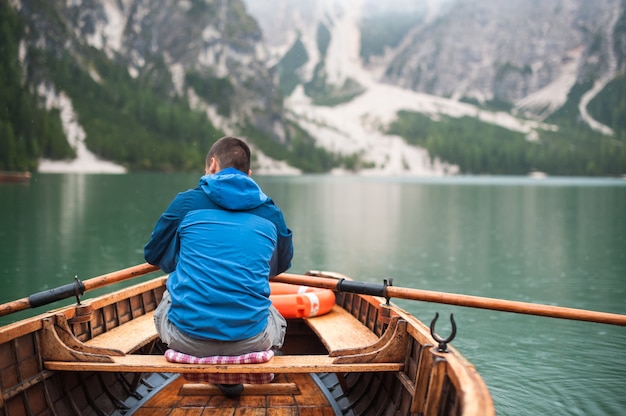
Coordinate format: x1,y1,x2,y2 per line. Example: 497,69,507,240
84,311,158,354
304,305,378,353
44,300,406,377
83,304,376,357
44,354,403,373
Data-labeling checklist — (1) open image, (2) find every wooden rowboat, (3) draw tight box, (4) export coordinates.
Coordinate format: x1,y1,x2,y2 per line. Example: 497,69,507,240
0,266,494,415
0,171,31,183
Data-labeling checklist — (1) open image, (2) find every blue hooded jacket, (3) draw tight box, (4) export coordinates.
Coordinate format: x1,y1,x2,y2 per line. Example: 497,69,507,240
144,168,293,341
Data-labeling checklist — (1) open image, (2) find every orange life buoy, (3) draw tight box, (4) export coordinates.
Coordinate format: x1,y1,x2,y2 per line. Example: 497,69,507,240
270,282,335,319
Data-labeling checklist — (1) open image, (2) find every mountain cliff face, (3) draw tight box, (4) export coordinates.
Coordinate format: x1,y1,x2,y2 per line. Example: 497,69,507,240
12,0,285,144
239,0,626,176
246,0,624,121
384,0,623,119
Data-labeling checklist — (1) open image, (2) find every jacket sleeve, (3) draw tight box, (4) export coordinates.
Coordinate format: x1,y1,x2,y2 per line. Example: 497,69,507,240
274,227,294,276
269,207,294,277
144,193,187,273
260,200,294,277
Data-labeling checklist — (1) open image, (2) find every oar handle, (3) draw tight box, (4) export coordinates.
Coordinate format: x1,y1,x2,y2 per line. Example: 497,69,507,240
272,273,626,326
0,263,160,318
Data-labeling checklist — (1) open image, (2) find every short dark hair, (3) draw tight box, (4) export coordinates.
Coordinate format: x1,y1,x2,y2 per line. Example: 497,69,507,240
206,136,251,173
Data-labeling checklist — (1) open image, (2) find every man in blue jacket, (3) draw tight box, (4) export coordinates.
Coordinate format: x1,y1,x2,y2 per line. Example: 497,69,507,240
145,136,293,394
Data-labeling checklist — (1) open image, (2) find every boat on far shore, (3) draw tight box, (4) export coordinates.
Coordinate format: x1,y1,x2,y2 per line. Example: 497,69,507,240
0,171,31,183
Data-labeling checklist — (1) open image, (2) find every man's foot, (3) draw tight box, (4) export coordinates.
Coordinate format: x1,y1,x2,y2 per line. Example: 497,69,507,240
217,383,244,397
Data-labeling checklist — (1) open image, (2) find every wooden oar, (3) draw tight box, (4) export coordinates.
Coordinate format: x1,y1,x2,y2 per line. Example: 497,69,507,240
272,272,626,326
0,263,160,317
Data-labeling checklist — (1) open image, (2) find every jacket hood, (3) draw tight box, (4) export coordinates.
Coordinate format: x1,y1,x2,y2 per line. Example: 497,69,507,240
199,168,268,210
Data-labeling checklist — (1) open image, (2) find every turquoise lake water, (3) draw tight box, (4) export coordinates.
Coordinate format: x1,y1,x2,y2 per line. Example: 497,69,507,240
1,173,625,415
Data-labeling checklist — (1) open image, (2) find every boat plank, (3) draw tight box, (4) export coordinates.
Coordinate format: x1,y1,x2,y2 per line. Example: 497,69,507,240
44,354,403,373
304,304,378,352
179,382,299,396
135,374,336,415
84,310,157,353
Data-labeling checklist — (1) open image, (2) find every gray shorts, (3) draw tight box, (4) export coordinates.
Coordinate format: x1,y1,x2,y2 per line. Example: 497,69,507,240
154,290,287,357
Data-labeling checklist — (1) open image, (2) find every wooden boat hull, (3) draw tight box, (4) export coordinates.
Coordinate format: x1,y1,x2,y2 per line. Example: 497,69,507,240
0,171,31,183
0,272,494,415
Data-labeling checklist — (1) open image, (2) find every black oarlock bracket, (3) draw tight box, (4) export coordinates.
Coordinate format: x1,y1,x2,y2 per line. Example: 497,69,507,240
383,278,393,305
73,276,82,305
430,312,457,353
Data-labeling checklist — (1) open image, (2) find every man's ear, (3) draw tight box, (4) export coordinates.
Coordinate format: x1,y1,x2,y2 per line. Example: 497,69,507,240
207,157,219,174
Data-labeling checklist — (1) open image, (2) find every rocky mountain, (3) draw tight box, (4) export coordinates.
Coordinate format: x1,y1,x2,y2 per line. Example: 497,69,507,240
3,0,625,175
387,1,622,119
247,0,623,121
242,0,625,175
24,0,282,128
5,0,300,173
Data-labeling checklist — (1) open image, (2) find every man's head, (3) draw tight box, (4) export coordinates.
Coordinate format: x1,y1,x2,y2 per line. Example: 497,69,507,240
205,136,251,175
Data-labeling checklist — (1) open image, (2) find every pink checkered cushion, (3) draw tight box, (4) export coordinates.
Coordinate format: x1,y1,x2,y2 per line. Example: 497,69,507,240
164,349,275,384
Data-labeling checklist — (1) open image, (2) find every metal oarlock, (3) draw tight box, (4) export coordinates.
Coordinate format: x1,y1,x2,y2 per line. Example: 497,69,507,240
383,278,393,305
430,312,457,352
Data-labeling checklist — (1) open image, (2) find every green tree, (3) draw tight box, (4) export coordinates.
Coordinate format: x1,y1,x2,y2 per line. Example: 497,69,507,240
0,3,73,171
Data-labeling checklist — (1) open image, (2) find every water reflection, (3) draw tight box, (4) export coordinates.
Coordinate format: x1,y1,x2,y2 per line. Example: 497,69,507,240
285,178,406,275
57,174,88,269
